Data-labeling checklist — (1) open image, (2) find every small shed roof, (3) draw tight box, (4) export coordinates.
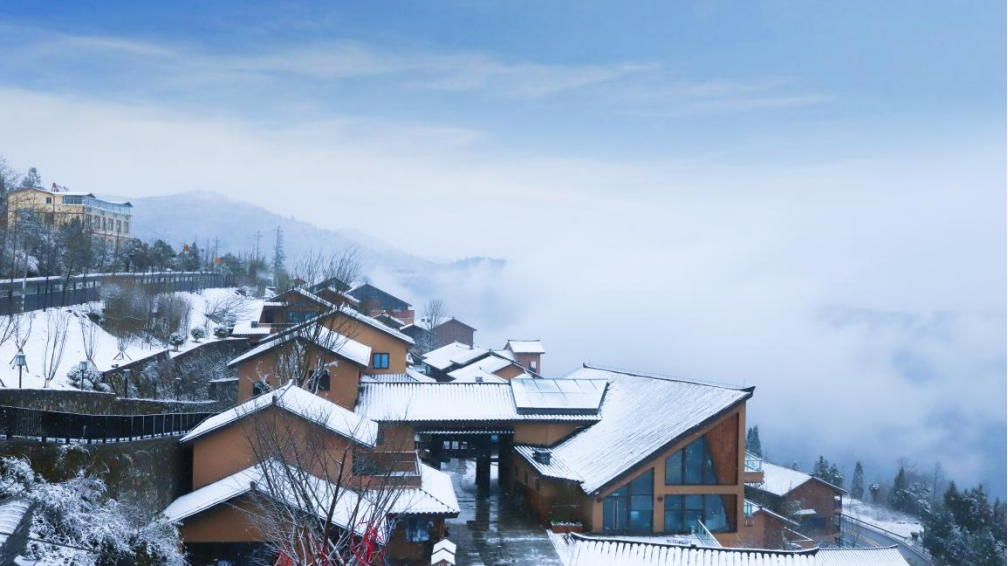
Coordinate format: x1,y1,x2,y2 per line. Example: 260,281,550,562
505,339,545,354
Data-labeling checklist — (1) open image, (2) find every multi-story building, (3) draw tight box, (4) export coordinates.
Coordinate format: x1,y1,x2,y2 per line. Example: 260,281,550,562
6,185,133,242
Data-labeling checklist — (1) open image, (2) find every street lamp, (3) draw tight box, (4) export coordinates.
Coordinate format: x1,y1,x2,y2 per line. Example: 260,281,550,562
174,377,182,402
14,350,27,389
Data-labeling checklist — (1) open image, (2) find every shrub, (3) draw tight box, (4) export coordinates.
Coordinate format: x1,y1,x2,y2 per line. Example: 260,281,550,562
190,327,206,342
168,332,185,351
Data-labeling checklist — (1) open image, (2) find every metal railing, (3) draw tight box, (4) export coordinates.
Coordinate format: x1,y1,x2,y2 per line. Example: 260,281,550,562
0,404,212,444
692,520,722,548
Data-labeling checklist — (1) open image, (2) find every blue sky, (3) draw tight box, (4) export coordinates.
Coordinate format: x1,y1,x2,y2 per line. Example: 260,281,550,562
0,2,1004,493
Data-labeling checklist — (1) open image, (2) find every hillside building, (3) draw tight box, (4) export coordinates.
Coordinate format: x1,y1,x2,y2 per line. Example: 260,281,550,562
6,185,133,243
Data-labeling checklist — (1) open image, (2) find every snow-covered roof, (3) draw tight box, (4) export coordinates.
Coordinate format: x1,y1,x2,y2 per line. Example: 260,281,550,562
0,497,31,549
815,547,908,566
446,354,514,383
230,320,273,336
564,534,908,566
361,370,437,384
422,342,489,371
182,382,378,447
266,288,337,310
745,499,798,526
506,339,545,354
356,382,603,423
756,462,846,498
514,446,583,482
381,464,460,516
533,365,752,494
331,307,416,345
162,461,383,540
227,325,371,369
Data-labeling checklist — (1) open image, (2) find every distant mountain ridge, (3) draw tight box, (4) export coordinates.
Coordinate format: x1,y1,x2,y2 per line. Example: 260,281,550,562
129,191,435,274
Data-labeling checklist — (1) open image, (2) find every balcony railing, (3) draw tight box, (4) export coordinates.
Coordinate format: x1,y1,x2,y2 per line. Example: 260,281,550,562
692,520,722,548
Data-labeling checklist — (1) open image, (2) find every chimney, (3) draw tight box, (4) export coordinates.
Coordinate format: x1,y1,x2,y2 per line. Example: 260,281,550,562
533,449,551,465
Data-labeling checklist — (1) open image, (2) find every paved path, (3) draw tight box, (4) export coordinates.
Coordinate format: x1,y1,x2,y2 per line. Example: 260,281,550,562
442,459,564,566
843,519,933,566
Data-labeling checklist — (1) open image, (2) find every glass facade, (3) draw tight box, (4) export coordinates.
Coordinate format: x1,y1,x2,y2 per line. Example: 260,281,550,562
665,436,718,485
663,494,731,533
602,469,654,532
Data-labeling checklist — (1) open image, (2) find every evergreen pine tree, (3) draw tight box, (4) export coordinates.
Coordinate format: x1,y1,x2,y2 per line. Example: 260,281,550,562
891,466,909,511
746,425,763,457
851,461,865,500
19,166,41,189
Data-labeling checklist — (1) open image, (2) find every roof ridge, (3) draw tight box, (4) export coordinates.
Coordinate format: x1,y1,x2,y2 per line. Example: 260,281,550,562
581,363,751,391
567,532,820,555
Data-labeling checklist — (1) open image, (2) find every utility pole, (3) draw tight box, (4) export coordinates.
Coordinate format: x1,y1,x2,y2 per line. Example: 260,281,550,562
253,231,262,262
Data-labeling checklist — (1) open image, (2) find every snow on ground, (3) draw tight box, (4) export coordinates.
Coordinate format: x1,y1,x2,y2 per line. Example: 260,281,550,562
843,497,923,539
0,288,261,390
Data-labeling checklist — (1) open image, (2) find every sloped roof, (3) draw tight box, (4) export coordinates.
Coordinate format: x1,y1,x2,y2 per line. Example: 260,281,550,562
381,464,460,516
348,283,412,309
514,445,583,482
757,462,846,498
266,287,337,310
182,383,378,447
162,462,382,540
355,382,602,423
258,305,415,346
506,339,545,354
446,354,514,383
423,342,489,371
564,534,908,566
227,326,371,368
539,366,752,494
815,547,908,566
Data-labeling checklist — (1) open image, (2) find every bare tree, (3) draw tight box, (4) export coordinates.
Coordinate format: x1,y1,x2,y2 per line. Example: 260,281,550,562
201,290,253,333
41,310,69,388
251,249,366,395
79,312,101,366
241,398,413,565
418,299,447,354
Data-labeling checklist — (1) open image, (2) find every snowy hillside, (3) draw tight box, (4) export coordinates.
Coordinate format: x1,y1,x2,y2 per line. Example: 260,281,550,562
129,191,435,274
844,497,924,539
0,288,261,390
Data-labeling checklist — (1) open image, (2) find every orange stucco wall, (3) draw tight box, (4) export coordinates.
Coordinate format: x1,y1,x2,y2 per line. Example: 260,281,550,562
323,312,410,374
235,342,363,407
190,407,355,490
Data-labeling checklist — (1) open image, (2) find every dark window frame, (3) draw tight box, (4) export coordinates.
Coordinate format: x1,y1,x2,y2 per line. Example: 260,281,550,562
664,436,718,485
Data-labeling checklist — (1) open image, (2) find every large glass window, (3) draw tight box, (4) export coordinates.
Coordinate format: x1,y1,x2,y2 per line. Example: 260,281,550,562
663,495,731,534
372,353,390,369
603,469,653,533
665,436,718,485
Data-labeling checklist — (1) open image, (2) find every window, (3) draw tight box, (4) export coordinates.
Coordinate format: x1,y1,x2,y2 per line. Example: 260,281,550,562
665,436,718,485
404,517,432,543
45,197,52,204
63,196,83,205
603,469,654,533
535,477,541,492
744,501,754,518
663,495,731,534
252,382,266,397
285,310,312,324
372,353,390,369
315,370,330,392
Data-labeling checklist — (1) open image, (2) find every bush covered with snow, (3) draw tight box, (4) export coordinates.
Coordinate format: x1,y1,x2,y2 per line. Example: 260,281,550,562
66,364,109,392
213,325,230,339
190,326,206,342
168,332,185,351
0,457,185,565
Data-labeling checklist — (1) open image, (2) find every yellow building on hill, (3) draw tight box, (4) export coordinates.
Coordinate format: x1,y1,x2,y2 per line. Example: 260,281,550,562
6,185,133,242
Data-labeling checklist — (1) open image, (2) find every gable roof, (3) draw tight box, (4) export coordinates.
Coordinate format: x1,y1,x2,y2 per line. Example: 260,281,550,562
227,326,372,368
162,461,382,540
522,365,752,494
355,382,602,423
348,283,412,310
446,354,516,383
382,463,460,516
422,342,490,371
258,305,416,347
181,382,378,447
506,339,545,354
266,287,337,310
563,533,908,566
436,317,477,332
757,462,847,498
